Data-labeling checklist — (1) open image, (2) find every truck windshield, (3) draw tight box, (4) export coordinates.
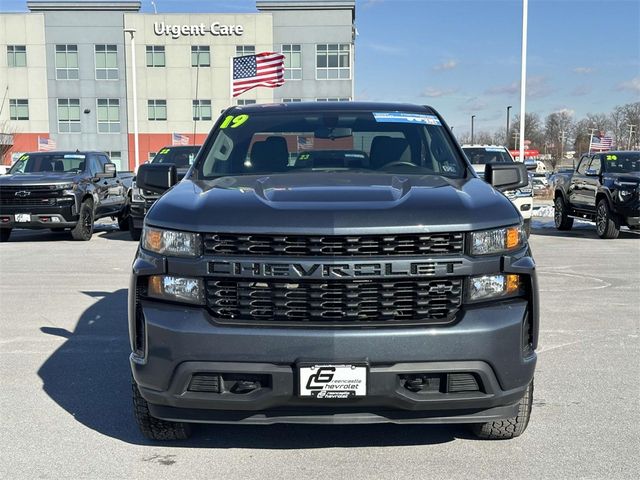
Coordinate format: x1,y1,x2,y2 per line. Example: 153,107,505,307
604,152,640,173
152,146,200,168
8,153,86,174
197,110,466,178
462,147,513,164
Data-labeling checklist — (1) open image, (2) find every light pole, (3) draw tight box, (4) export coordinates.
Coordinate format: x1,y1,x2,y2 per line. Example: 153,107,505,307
518,0,529,165
471,115,476,144
506,105,512,147
124,28,139,171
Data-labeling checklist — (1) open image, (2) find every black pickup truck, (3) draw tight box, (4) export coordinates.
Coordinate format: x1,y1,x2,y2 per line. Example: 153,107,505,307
129,102,538,441
0,151,134,241
553,151,639,238
129,145,200,241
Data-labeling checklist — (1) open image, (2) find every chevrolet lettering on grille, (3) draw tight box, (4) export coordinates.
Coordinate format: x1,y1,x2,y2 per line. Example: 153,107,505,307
208,260,461,279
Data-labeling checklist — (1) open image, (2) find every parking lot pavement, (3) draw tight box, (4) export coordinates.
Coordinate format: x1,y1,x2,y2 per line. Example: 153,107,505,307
1,223,638,480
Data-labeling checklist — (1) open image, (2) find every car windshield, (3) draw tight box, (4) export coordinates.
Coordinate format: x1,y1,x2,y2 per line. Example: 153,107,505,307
152,147,200,168
603,152,640,173
197,110,466,179
462,147,513,164
8,153,86,174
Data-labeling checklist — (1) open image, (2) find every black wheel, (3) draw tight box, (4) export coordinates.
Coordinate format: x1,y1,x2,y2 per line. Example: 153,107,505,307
523,218,531,237
132,381,191,441
0,229,11,242
118,201,130,231
129,216,142,241
70,199,94,241
471,380,533,440
554,196,574,231
596,199,620,239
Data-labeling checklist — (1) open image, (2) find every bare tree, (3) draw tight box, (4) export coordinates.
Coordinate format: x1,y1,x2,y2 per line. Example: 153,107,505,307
509,113,544,150
544,111,574,169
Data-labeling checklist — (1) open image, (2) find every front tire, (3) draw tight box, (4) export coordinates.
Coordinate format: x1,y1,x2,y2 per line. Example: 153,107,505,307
129,216,142,241
596,199,620,239
471,381,533,440
132,381,191,441
0,229,11,242
70,199,94,241
117,202,130,231
554,195,574,231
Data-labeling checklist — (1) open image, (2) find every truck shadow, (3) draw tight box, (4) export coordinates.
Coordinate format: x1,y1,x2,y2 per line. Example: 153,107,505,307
7,223,121,242
37,289,464,448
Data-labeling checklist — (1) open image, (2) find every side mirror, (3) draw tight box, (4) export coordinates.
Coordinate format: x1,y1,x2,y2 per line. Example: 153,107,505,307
96,162,116,179
485,162,529,191
524,159,537,171
585,169,600,177
136,163,177,194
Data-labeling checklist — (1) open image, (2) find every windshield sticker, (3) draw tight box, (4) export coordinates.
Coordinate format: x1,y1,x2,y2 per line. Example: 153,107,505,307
605,154,618,161
373,112,442,126
19,154,29,161
220,114,249,129
484,147,504,152
159,148,170,155
298,153,311,161
64,154,85,159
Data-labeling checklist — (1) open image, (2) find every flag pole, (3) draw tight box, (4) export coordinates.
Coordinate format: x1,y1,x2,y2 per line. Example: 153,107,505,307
229,55,233,108
588,127,596,154
518,0,528,165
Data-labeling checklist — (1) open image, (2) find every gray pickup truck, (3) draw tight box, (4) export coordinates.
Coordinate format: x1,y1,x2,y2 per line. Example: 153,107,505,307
0,151,133,241
129,102,538,441
553,151,639,238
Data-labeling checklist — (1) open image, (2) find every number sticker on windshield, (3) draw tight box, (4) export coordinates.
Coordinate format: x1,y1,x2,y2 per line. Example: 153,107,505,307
19,154,29,161
220,114,249,129
605,154,618,161
159,148,170,155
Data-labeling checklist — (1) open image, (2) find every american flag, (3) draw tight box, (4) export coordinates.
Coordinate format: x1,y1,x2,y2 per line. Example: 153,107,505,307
590,133,613,151
172,133,189,146
297,136,313,151
38,136,56,151
232,52,285,97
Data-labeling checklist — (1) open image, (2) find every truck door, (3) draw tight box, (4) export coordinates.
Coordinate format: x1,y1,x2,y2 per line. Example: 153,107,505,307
97,154,125,215
89,155,110,217
582,155,602,209
569,155,591,208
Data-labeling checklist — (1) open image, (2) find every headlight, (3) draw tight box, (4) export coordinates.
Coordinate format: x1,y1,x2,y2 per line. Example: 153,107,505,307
148,275,204,305
470,225,525,255
142,227,202,257
131,182,144,203
467,274,522,302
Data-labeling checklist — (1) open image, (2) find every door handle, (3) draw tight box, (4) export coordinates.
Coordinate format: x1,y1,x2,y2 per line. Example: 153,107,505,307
103,181,108,185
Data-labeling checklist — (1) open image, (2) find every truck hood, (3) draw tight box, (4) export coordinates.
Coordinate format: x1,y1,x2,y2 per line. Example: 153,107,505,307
146,173,520,234
0,172,81,185
604,172,640,182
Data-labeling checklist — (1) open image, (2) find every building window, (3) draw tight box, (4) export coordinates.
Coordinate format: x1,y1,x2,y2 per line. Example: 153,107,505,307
282,98,302,103
192,100,212,120
147,99,167,121
57,98,81,133
237,99,256,106
316,98,351,102
55,44,79,80
97,99,120,133
316,44,350,79
282,44,302,80
7,45,27,67
9,99,29,120
191,46,210,67
146,45,165,67
235,45,255,57
95,44,118,80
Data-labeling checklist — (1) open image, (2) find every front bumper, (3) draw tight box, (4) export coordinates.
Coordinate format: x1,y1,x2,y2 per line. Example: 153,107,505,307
130,197,159,229
0,204,78,229
131,296,536,424
506,196,534,220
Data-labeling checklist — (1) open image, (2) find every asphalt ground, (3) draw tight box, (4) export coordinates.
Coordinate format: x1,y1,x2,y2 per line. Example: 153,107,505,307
1,218,638,480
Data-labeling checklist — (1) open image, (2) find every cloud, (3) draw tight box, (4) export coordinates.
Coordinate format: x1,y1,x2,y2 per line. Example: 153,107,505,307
433,59,458,71
485,82,519,95
573,67,594,74
527,76,554,98
553,108,575,117
420,87,459,98
571,84,592,96
616,77,640,93
458,97,489,113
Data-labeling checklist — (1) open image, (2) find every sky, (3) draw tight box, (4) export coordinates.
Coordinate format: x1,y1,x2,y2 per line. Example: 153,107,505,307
2,0,639,136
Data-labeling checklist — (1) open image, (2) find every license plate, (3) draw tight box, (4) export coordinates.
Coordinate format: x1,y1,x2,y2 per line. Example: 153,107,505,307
299,364,367,399
15,214,31,223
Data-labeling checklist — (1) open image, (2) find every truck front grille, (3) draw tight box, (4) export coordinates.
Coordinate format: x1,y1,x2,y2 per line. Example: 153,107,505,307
0,185,64,207
0,197,56,206
205,278,462,326
203,232,464,257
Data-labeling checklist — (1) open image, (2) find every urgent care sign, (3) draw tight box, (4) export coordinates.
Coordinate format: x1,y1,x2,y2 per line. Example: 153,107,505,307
153,22,244,38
